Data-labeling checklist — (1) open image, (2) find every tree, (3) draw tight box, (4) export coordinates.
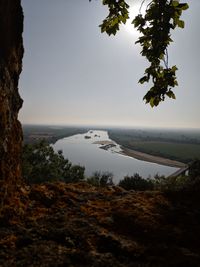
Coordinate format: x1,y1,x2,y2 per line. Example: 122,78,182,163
0,0,24,216
96,0,189,107
22,141,85,184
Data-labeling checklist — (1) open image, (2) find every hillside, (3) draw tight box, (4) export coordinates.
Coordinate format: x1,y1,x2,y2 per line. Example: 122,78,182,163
1,182,200,267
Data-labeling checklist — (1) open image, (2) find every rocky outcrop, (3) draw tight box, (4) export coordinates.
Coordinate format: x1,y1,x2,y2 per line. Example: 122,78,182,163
0,182,200,266
0,0,24,209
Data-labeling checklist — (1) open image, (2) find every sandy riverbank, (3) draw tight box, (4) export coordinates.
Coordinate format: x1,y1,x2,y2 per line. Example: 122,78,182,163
119,147,186,168
93,140,186,168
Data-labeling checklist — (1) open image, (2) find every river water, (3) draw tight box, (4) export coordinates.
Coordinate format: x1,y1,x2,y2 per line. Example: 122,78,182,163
53,130,178,183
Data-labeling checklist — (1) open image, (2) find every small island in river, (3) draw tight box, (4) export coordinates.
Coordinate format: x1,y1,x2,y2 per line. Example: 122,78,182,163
84,135,91,139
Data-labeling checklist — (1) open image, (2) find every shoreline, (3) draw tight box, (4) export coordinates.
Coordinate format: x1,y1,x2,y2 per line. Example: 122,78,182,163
119,147,186,168
93,139,186,168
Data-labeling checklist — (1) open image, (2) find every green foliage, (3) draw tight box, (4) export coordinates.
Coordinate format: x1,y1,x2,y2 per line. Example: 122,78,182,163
87,171,114,187
133,0,188,107
22,140,85,184
119,172,200,192
97,0,129,36
118,173,154,191
189,160,200,179
95,0,189,106
153,170,200,192
155,175,200,192
152,173,166,188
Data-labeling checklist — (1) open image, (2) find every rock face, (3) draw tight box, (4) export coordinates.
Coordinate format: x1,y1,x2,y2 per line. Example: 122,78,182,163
0,182,200,267
0,0,24,207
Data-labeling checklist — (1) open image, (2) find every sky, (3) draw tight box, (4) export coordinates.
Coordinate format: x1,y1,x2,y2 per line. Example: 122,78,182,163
19,0,200,129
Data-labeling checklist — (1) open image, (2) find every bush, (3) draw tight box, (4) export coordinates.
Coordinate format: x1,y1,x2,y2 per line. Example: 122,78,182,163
153,173,200,192
118,173,154,191
22,140,85,184
189,160,200,178
87,171,114,187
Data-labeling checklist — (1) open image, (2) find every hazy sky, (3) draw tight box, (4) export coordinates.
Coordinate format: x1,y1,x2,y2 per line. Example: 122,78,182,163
19,0,200,129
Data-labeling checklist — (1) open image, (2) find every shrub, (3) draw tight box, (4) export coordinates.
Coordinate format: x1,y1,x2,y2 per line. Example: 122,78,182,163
118,173,154,191
154,174,200,192
87,171,114,187
189,160,200,178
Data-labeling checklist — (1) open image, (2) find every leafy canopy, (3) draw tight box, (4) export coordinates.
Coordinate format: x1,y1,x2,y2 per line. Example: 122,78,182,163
22,141,85,184
91,0,189,107
119,173,154,190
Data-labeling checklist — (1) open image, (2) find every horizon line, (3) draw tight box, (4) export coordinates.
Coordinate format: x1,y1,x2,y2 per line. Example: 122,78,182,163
21,123,200,131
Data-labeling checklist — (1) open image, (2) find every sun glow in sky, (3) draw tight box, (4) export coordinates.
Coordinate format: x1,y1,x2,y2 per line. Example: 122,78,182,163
123,15,138,36
19,0,200,129
123,2,147,36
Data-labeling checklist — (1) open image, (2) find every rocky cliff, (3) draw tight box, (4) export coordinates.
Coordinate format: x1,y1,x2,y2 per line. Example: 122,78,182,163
0,182,200,267
0,0,24,209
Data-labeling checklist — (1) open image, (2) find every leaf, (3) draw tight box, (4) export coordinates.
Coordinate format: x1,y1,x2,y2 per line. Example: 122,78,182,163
153,97,160,106
150,98,155,108
166,91,176,99
171,65,178,72
139,76,148,84
172,1,180,7
174,80,178,86
177,20,184,28
179,3,189,10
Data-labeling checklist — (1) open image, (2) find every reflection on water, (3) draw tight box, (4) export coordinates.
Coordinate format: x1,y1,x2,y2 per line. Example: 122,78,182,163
53,130,178,183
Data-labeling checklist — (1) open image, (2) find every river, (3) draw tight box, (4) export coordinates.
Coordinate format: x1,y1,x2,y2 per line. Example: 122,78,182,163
53,130,178,183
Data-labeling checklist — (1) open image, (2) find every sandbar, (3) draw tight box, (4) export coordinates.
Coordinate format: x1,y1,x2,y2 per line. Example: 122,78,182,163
119,147,186,168
93,140,115,145
93,140,186,168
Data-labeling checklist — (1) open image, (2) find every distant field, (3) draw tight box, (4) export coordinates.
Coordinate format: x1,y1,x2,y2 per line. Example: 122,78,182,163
108,128,200,163
122,141,200,163
22,125,89,144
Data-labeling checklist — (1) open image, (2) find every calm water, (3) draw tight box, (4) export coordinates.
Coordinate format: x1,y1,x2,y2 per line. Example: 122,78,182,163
53,130,178,183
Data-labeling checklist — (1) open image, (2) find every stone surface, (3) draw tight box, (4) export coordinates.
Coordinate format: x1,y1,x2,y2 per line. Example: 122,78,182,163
0,182,200,266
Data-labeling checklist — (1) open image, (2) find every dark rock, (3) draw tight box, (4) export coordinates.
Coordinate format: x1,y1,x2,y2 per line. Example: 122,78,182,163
0,0,24,211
